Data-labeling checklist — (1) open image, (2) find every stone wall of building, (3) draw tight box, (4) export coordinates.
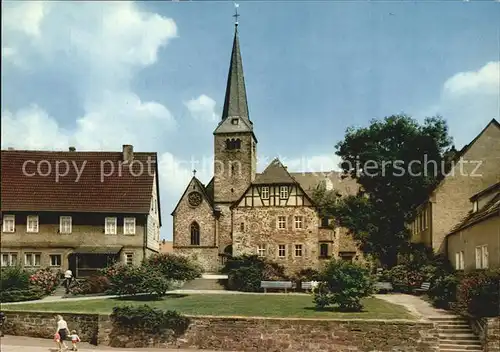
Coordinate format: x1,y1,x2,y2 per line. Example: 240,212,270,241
216,203,233,254
213,133,256,204
3,312,439,352
486,317,500,352
173,178,216,248
174,247,219,273
431,122,500,252
233,206,320,275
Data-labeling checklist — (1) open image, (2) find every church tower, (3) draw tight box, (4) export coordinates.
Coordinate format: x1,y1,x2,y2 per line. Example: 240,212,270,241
213,22,257,204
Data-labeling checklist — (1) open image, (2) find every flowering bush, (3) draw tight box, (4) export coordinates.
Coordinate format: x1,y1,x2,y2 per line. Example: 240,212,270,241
456,269,500,317
387,265,424,293
29,267,60,294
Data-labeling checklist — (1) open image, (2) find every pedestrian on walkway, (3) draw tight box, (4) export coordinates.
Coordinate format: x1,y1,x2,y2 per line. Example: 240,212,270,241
64,269,73,294
55,315,69,350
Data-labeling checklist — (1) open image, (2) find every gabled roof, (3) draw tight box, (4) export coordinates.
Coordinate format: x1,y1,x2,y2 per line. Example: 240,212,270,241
470,182,500,201
1,149,158,215
449,191,500,235
170,176,213,216
214,26,254,137
431,118,500,194
290,171,359,198
253,158,297,185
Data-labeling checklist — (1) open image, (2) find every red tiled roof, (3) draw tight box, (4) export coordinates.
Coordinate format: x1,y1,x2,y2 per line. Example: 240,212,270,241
1,150,158,214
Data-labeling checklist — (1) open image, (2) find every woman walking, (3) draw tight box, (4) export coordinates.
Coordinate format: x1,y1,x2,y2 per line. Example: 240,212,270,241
55,315,69,351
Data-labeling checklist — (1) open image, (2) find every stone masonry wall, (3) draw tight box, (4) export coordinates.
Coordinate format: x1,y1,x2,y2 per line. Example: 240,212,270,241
486,317,500,352
3,311,439,352
174,247,219,273
3,311,99,345
233,206,320,275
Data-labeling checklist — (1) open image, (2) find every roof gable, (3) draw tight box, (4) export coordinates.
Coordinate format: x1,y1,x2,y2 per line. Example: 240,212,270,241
1,150,157,214
253,158,297,185
171,176,213,215
449,192,500,234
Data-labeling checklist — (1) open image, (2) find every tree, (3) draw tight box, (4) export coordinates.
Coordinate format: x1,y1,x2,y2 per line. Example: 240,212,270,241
315,115,453,267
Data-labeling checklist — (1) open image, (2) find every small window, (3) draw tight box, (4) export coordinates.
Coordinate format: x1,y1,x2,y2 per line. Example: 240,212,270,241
27,215,39,233
2,215,15,233
105,217,117,235
190,222,200,245
294,244,303,257
475,245,488,269
321,217,329,227
124,217,136,235
257,244,266,257
277,216,286,229
294,216,303,229
240,222,245,232
125,252,134,265
320,243,329,257
278,245,286,258
473,201,478,212
279,186,288,199
25,253,41,267
1,253,17,266
231,118,239,125
59,216,72,234
50,254,62,267
261,187,269,199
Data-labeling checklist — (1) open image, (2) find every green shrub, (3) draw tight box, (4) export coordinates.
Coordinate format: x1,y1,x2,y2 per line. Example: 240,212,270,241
105,264,148,296
387,265,424,293
428,273,459,309
0,287,45,303
70,275,111,295
1,266,30,291
313,259,375,311
222,255,287,292
143,270,172,297
143,254,202,281
293,268,321,282
456,269,500,317
111,305,190,336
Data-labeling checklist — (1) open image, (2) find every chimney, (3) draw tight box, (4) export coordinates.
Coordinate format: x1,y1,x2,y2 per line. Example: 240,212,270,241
123,144,134,162
69,146,76,152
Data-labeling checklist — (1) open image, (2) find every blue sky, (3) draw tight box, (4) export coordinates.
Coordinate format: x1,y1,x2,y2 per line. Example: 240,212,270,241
2,1,499,240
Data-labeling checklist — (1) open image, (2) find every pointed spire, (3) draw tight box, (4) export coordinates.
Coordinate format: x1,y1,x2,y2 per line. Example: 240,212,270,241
221,22,250,122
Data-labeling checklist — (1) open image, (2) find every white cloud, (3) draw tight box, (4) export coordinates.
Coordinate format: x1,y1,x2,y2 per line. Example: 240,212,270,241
443,61,499,96
184,94,218,122
2,1,48,38
417,61,500,148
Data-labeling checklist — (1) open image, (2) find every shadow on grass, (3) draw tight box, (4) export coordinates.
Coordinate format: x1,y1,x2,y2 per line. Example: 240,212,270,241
112,293,188,302
303,306,367,313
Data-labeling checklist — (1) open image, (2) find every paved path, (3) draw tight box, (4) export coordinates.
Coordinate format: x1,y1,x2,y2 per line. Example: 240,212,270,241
0,336,229,352
375,293,455,321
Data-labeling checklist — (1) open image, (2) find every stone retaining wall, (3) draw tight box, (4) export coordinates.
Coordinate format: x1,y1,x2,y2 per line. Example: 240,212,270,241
485,317,500,352
3,311,441,351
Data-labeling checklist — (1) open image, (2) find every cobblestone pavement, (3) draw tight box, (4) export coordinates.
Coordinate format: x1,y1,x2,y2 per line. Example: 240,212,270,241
0,335,228,352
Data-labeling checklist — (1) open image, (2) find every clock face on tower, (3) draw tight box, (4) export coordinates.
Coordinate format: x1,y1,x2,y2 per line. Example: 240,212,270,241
188,191,203,207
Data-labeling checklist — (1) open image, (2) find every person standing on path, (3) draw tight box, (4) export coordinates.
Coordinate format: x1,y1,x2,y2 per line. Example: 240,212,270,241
64,269,73,294
55,315,69,350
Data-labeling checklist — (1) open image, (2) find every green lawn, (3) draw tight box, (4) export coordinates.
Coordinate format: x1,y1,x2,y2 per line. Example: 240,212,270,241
2,294,413,319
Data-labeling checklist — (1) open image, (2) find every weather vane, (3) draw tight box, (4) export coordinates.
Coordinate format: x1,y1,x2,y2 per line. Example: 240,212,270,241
233,3,240,26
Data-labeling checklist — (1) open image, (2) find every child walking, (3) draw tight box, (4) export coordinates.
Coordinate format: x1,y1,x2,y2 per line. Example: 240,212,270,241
70,330,81,351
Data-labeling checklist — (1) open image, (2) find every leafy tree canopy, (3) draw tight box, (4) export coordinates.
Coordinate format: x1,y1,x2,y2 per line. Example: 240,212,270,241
314,115,454,267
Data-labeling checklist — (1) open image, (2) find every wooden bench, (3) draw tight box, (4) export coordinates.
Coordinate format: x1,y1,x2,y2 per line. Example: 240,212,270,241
374,281,393,293
414,282,430,295
261,281,293,293
301,281,313,292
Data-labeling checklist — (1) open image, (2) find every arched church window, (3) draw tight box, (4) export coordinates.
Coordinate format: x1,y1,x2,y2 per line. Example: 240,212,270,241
190,222,200,246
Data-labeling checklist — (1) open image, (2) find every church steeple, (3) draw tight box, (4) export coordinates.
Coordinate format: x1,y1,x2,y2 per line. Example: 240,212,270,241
221,26,249,122
214,13,254,136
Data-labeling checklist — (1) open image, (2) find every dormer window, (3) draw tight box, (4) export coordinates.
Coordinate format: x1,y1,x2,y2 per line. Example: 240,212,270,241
231,118,239,125
473,201,478,213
